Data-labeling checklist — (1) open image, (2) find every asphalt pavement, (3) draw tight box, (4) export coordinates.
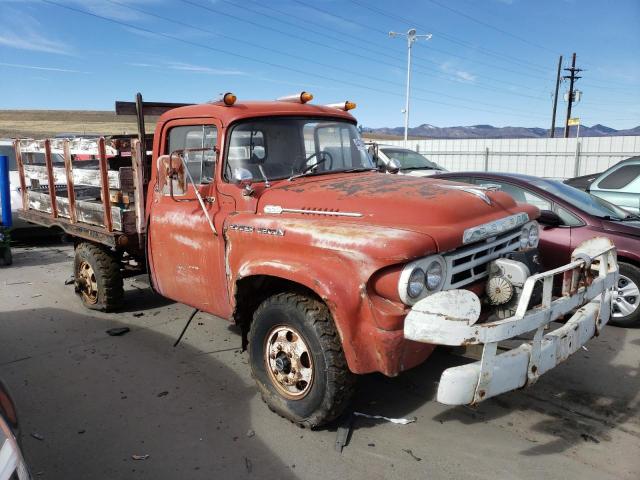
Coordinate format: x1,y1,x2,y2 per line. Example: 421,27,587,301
1,242,638,479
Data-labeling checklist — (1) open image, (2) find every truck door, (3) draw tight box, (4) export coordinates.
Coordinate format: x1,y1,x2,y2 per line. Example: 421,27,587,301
147,119,229,316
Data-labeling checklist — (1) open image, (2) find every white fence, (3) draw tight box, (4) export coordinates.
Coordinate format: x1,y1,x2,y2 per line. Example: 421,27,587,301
374,136,640,179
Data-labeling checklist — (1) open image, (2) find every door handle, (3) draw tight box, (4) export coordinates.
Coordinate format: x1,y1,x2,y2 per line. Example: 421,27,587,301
204,196,216,204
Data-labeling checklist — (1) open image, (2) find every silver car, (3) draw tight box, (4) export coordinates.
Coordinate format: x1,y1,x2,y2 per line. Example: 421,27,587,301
565,156,640,214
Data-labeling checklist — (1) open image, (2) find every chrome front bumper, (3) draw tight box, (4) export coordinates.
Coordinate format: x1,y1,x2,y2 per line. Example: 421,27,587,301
404,237,618,406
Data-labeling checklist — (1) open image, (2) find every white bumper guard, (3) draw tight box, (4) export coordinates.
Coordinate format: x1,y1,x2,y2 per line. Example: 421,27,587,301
404,237,618,405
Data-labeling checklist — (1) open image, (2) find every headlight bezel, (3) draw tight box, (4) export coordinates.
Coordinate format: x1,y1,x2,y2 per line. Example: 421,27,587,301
398,255,447,305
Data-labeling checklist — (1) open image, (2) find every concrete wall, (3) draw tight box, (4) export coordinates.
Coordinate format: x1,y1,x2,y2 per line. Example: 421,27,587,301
374,136,640,179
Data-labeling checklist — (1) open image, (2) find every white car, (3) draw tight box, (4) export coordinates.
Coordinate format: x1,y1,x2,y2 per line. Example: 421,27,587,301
368,143,447,176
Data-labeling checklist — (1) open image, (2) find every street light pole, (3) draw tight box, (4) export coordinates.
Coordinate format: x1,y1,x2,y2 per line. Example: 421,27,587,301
390,28,432,146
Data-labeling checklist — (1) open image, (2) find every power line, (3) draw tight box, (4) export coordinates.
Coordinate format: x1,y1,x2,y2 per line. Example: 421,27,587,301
255,0,549,93
194,0,546,99
347,0,551,73
103,0,546,114
423,0,558,55
291,0,555,83
40,0,551,121
180,0,550,103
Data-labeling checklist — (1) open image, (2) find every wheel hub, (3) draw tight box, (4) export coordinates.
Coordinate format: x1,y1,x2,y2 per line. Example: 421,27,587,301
612,274,639,318
264,325,314,399
274,354,291,373
78,260,99,304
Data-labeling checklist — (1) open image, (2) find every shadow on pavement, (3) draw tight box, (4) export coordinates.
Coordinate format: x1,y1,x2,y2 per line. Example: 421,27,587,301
0,307,298,480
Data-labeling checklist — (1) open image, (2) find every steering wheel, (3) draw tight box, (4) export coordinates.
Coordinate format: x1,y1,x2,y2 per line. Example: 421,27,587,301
299,151,333,175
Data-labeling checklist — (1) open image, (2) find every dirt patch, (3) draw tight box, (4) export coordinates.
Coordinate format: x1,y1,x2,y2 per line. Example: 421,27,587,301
0,110,158,138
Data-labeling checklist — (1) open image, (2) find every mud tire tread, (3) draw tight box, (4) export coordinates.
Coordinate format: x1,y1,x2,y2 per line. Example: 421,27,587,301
250,292,355,429
74,242,123,312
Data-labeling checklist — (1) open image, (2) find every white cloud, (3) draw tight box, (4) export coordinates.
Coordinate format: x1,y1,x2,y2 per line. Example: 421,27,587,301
440,61,477,83
128,61,246,76
166,62,245,76
0,62,89,73
0,5,73,55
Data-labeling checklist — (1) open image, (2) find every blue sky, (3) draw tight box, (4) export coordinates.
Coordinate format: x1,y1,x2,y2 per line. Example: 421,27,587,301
0,0,638,129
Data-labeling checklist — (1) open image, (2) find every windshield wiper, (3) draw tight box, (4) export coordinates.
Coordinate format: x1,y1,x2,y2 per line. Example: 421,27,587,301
402,166,440,171
601,215,624,221
288,167,376,181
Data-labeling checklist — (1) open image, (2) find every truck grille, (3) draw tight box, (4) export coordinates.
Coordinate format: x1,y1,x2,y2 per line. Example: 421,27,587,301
443,229,521,289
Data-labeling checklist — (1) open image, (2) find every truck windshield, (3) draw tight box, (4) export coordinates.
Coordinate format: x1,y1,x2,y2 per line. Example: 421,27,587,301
225,117,374,182
380,148,442,170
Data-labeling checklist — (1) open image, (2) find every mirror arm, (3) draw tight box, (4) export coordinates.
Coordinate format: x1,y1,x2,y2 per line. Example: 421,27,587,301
169,150,218,236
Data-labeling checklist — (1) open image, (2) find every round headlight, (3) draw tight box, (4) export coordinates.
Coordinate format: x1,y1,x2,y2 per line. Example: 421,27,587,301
519,226,530,249
407,268,426,298
527,221,539,248
425,261,443,291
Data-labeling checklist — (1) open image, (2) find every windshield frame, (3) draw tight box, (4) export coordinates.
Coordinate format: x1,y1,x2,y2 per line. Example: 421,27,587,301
222,115,372,184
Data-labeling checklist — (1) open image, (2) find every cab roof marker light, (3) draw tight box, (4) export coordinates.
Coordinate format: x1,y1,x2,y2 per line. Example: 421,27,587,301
217,92,236,106
325,101,356,111
277,92,313,104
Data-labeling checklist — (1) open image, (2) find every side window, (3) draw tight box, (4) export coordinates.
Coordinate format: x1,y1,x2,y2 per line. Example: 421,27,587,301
313,125,356,170
553,205,583,227
167,125,217,185
597,164,640,190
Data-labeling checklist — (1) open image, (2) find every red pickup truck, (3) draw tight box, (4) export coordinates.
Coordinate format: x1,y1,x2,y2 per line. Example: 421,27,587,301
14,93,619,427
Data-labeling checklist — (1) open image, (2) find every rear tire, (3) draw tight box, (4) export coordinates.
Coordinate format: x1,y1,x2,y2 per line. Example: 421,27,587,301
74,242,123,311
249,293,355,428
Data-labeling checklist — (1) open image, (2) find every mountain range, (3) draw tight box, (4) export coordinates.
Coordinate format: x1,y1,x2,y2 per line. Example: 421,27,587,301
363,123,640,140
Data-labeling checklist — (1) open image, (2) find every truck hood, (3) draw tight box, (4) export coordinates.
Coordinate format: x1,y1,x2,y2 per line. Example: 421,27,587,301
259,173,537,253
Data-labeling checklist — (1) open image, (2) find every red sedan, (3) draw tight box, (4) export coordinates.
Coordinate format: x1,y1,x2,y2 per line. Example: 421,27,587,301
433,172,640,327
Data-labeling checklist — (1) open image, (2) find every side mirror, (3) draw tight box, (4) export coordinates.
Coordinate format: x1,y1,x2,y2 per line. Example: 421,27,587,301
156,153,186,196
385,158,401,174
538,209,562,227
232,167,253,185
232,167,254,196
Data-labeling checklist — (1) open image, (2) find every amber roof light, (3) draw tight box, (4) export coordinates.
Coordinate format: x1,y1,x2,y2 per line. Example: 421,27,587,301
325,101,356,111
277,92,314,104
221,92,237,106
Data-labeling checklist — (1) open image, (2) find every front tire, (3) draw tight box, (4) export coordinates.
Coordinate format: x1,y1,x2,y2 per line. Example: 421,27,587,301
609,262,640,328
249,293,355,428
74,242,123,311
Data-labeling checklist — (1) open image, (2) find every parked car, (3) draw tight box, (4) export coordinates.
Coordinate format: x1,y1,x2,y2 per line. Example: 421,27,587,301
564,156,640,214
0,380,30,479
434,171,640,327
367,142,447,176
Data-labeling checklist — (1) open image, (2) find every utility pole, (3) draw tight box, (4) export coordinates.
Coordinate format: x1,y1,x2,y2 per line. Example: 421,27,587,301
563,52,582,138
550,55,563,138
389,28,432,146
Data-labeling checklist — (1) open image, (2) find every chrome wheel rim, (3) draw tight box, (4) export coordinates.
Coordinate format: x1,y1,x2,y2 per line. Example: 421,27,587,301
612,274,639,318
264,325,314,399
78,261,98,304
